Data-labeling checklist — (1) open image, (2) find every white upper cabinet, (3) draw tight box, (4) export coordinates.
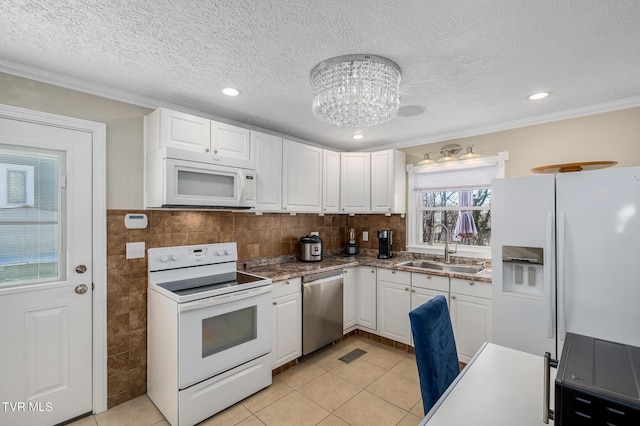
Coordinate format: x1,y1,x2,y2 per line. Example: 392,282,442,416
322,149,341,214
370,149,406,214
282,139,322,213
210,121,254,168
340,152,371,213
145,107,255,168
253,131,282,211
146,107,211,152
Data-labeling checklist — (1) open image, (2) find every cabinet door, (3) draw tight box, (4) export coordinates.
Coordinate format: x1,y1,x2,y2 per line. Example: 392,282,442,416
411,287,449,311
449,294,492,363
370,149,406,214
210,121,254,167
253,132,282,211
153,108,211,152
357,267,377,330
323,149,341,214
282,139,322,212
378,280,411,344
340,152,370,213
272,292,302,368
343,268,358,331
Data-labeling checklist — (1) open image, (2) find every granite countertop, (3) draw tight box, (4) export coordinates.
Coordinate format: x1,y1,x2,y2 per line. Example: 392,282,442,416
241,250,492,284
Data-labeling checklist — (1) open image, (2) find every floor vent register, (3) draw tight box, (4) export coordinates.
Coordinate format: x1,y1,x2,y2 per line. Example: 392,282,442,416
339,348,367,364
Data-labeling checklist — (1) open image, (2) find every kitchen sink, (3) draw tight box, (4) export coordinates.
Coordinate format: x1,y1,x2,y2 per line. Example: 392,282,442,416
395,260,485,275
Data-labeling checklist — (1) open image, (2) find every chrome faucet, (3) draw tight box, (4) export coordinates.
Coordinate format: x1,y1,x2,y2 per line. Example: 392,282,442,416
433,224,456,264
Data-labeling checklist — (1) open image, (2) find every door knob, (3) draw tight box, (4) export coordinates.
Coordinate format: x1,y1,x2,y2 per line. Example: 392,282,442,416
75,265,87,274
75,284,88,294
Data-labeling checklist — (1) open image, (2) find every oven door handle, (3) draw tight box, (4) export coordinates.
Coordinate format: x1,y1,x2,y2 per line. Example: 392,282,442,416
179,285,273,312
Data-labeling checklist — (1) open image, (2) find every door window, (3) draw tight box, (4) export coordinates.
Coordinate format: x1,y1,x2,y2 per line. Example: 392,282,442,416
0,145,64,287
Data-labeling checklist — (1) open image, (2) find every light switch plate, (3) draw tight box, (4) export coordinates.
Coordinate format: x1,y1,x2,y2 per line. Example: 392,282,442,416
126,242,146,259
362,231,368,241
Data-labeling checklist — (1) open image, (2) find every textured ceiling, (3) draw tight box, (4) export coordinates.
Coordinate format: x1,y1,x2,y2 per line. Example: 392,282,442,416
1,0,640,151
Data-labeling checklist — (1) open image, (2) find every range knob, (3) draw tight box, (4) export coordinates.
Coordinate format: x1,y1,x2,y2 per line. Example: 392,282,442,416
216,250,225,256
171,254,180,261
224,250,230,256
160,255,169,262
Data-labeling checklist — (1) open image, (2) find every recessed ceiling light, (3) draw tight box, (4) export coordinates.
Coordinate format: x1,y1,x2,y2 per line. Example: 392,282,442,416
352,134,364,140
528,92,550,101
222,87,240,96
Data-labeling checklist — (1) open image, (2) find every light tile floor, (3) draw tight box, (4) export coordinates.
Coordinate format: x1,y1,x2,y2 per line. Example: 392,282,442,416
72,336,425,426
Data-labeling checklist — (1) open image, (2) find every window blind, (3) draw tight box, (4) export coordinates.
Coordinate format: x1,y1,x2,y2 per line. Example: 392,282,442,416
412,159,499,191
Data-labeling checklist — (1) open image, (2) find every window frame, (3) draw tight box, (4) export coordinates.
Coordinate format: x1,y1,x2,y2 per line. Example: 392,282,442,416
406,152,508,259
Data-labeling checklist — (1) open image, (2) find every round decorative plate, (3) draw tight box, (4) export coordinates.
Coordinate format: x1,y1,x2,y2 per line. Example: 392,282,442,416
530,161,617,174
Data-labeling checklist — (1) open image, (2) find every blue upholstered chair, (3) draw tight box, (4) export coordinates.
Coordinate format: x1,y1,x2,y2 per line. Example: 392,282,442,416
409,295,460,415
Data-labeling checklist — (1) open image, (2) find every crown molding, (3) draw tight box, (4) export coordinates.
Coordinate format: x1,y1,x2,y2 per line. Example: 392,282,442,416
3,59,640,153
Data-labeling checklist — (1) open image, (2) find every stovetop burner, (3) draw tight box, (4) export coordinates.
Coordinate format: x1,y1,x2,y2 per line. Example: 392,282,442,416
158,271,268,296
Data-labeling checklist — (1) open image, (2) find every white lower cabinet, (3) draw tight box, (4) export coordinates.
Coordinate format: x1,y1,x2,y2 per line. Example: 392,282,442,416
449,278,493,363
343,267,358,331
377,269,412,344
357,267,377,331
271,278,302,368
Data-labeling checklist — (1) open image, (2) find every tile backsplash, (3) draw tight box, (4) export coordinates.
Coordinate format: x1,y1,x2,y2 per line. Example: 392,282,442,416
106,209,405,408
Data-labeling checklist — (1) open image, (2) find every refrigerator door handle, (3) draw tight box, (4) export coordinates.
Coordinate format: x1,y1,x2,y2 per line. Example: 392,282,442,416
545,213,554,338
557,212,566,340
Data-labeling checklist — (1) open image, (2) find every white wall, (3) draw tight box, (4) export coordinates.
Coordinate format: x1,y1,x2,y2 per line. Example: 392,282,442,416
402,107,640,177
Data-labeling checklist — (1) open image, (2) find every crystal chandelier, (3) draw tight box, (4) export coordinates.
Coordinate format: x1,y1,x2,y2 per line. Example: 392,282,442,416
310,54,402,127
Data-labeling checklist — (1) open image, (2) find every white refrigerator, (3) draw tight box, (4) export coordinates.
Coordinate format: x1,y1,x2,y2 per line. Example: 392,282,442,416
491,166,640,358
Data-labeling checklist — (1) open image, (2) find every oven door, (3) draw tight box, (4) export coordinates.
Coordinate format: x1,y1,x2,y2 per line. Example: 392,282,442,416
177,285,271,389
165,158,255,208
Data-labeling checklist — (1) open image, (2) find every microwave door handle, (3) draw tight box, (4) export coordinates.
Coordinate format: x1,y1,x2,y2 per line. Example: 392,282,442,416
179,285,272,313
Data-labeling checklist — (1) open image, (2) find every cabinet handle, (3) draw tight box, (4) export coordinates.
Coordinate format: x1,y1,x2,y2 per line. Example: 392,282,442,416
371,270,375,273
284,206,287,210
405,287,409,291
285,281,290,285
411,289,416,293
468,281,475,286
426,275,431,279
272,301,277,305
343,270,348,274
205,148,210,153
451,295,456,300
214,149,218,154
392,270,396,274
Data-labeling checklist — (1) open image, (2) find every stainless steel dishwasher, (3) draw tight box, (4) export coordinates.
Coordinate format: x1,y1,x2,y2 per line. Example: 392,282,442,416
302,269,343,355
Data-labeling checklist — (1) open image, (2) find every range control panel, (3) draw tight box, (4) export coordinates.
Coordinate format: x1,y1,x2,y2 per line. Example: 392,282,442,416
148,242,238,271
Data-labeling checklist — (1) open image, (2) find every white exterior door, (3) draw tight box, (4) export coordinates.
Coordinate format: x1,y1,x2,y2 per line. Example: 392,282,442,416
0,116,93,425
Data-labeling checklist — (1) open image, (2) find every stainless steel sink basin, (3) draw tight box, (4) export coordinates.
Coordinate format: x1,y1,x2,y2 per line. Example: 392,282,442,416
395,260,485,275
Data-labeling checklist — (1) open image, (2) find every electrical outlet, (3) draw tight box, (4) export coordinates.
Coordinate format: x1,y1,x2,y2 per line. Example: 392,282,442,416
126,242,146,259
362,231,368,241
310,231,319,236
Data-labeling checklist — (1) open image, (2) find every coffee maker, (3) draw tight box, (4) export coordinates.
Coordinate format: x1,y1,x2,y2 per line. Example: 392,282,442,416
377,230,393,259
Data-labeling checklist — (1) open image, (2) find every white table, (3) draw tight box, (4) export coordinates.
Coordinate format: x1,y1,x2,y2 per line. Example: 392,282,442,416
421,343,554,425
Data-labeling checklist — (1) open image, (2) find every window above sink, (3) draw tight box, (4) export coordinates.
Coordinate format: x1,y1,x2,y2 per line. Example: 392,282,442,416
406,152,508,260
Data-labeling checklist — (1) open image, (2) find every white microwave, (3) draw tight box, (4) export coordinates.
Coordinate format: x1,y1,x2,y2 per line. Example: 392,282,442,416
146,149,256,209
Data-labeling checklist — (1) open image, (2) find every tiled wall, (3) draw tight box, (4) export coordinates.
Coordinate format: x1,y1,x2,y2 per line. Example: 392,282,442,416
105,209,406,408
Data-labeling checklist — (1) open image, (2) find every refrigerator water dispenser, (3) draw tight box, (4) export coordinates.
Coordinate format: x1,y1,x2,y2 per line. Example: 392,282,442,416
502,246,544,298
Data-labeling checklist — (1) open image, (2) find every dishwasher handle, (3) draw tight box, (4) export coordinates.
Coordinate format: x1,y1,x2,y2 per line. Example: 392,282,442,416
303,273,343,288
303,269,343,284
